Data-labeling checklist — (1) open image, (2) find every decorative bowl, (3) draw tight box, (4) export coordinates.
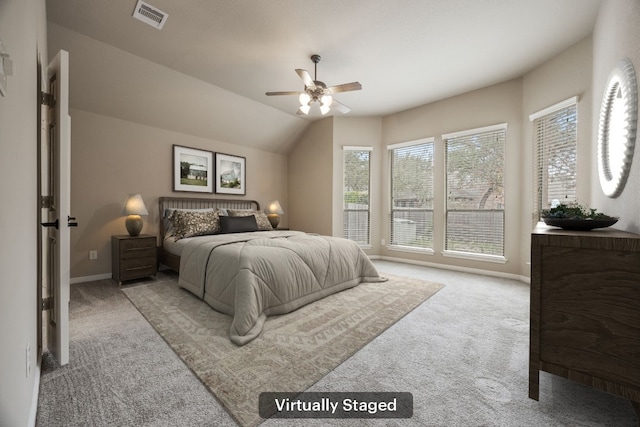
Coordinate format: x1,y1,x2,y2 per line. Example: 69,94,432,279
542,217,619,231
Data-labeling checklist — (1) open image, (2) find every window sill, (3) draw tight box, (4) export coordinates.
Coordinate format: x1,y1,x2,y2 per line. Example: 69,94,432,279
442,250,507,264
387,245,435,255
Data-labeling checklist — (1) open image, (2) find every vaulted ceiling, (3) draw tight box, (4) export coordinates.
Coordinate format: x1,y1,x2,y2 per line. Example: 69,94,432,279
46,0,601,152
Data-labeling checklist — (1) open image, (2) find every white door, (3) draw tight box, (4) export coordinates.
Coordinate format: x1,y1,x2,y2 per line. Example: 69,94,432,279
41,50,72,366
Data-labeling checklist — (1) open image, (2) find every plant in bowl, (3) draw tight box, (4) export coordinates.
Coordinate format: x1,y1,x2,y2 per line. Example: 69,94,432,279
541,202,618,230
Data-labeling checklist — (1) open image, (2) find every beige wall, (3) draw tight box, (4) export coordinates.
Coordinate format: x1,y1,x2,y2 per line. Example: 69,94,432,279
47,23,307,154
380,79,525,276
288,118,334,235
70,109,289,279
290,34,595,279
0,0,47,425
590,0,640,233
46,22,292,280
48,0,640,285
331,117,383,253
521,36,594,266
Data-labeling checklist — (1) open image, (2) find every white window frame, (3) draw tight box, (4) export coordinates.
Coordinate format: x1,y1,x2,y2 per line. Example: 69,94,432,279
442,123,507,263
387,138,435,254
342,146,372,248
530,96,579,224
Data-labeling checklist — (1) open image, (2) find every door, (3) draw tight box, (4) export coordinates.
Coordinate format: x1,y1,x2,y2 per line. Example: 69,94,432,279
39,50,72,366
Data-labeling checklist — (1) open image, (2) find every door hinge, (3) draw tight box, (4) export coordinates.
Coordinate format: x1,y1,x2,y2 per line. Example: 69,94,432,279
42,296,53,311
41,195,53,209
40,91,55,107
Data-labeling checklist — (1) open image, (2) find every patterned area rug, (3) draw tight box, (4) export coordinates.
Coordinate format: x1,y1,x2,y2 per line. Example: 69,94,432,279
122,273,443,426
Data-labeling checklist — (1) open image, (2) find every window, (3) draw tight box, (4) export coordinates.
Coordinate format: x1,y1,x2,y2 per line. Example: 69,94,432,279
530,98,578,222
388,139,434,251
343,146,371,246
444,124,506,259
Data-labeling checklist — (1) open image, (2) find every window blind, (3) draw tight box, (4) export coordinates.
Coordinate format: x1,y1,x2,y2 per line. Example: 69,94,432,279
532,103,577,223
343,147,371,246
444,125,505,257
388,139,434,250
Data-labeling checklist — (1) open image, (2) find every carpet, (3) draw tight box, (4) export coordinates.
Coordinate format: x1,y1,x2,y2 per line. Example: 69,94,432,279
122,274,443,426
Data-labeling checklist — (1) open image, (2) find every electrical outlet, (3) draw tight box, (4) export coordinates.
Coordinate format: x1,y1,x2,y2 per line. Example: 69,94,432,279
26,342,31,378
381,239,386,246
89,250,97,260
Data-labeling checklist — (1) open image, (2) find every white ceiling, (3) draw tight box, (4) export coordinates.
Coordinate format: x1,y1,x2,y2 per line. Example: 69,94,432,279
46,0,601,150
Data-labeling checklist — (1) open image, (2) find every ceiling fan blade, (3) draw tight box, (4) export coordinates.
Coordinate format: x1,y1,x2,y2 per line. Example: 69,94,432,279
265,91,300,96
295,69,316,89
331,98,351,114
326,81,362,94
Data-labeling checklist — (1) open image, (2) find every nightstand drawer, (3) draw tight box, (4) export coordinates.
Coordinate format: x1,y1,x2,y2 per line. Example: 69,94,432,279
119,237,156,259
119,256,157,280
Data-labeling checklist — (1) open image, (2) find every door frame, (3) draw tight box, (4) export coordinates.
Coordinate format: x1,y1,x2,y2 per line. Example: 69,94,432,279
37,50,72,366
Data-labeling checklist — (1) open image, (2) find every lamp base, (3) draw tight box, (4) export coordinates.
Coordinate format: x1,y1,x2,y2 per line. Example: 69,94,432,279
267,214,280,229
125,215,143,236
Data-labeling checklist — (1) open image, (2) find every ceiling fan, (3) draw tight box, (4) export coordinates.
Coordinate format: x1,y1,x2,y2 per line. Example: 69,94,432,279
266,54,362,115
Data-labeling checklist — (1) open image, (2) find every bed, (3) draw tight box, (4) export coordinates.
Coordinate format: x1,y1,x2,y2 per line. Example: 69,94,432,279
158,197,386,345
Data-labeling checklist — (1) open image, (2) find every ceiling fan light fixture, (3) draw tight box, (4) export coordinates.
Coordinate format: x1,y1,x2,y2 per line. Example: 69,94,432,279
266,54,361,116
298,104,311,115
299,92,311,105
320,95,333,115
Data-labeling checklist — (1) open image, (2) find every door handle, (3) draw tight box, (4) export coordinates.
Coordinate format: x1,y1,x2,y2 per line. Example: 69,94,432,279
41,219,59,229
67,216,78,227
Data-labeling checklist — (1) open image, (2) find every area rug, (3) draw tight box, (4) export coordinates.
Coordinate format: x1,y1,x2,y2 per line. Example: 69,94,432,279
122,274,443,426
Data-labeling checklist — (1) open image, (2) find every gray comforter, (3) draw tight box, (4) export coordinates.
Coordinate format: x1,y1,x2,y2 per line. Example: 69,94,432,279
178,231,386,345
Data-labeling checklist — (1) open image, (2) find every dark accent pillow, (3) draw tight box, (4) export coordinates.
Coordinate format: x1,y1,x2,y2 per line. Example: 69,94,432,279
227,209,273,231
219,215,259,234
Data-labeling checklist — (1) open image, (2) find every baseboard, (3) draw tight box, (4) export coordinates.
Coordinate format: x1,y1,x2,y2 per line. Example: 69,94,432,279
70,273,112,284
375,255,530,283
28,364,40,427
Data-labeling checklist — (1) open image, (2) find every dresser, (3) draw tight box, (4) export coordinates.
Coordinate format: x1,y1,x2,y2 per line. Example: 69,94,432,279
529,224,640,416
111,234,157,285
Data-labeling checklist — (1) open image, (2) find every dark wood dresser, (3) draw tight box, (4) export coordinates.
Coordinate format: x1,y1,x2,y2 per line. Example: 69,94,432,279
529,224,640,417
111,234,157,285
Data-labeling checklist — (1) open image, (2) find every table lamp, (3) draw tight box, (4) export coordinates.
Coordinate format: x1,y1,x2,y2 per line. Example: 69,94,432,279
121,194,148,236
265,200,284,229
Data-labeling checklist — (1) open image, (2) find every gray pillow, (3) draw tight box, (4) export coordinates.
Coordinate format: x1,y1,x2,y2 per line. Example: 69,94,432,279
219,215,259,234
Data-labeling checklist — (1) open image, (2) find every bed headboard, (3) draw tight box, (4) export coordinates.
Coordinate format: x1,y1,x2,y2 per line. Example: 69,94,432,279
158,197,260,240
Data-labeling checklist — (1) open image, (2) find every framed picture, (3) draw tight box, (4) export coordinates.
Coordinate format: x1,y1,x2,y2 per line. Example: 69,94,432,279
215,152,246,195
173,145,214,193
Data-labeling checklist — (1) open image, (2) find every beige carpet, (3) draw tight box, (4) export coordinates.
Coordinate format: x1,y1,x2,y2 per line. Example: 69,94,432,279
122,274,443,426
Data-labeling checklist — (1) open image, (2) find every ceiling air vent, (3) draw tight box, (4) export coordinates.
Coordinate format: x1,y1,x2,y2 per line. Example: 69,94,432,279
132,0,168,30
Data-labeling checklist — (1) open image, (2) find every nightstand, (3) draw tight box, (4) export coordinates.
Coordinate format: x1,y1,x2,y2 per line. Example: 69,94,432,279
111,235,157,285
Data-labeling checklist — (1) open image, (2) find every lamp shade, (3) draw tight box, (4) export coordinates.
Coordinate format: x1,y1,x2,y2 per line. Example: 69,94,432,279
121,194,148,216
265,200,284,215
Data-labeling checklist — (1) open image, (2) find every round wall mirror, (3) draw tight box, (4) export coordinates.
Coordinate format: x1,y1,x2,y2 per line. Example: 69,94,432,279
597,57,638,198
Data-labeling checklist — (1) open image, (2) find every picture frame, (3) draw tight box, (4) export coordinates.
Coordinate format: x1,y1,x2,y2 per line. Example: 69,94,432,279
173,145,214,193
215,152,246,195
